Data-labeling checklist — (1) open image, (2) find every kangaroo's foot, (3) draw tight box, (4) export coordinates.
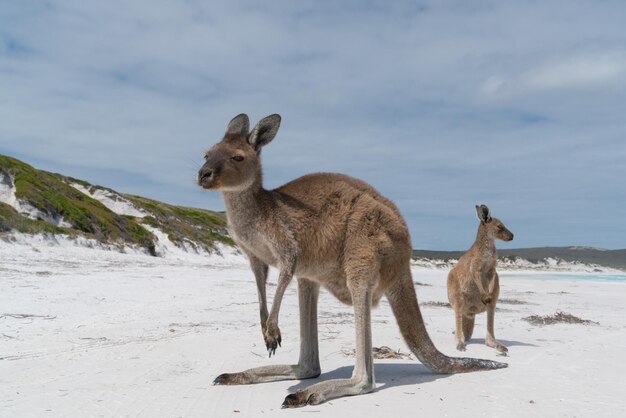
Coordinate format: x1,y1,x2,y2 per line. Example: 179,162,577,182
486,337,508,354
282,391,322,408
213,372,253,385
456,341,467,351
263,323,282,356
282,377,375,408
213,363,320,386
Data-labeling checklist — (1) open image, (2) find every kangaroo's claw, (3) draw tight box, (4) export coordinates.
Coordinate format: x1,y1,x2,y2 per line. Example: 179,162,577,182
264,324,282,357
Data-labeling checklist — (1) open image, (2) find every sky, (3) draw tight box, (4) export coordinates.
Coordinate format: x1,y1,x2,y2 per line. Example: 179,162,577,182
1,0,625,250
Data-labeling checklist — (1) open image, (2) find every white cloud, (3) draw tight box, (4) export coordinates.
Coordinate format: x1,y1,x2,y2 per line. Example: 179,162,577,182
482,50,626,98
527,52,626,89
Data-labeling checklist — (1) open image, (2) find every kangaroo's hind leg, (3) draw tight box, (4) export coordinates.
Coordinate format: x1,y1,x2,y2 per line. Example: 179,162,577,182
282,263,377,407
454,309,467,351
462,314,475,342
485,303,507,354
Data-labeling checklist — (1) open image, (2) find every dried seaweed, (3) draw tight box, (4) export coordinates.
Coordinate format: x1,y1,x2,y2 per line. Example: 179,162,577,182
421,301,452,308
341,346,413,360
498,298,528,305
523,311,598,326
413,281,432,287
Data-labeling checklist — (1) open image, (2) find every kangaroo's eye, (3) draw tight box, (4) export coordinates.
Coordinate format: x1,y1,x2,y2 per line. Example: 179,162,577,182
498,225,504,231
232,155,244,162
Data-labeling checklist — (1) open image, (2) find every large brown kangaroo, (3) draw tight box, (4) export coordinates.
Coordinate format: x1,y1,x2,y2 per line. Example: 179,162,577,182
198,114,507,408
447,205,514,354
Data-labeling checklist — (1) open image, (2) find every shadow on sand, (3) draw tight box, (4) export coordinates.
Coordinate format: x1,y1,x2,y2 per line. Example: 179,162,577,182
288,363,450,393
287,339,538,393
465,338,539,348
284,336,540,394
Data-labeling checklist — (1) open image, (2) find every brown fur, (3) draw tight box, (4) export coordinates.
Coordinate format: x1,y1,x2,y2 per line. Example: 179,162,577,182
199,114,507,408
447,204,514,353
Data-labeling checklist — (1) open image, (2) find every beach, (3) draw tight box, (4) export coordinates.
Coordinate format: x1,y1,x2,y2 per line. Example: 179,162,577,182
1,239,625,418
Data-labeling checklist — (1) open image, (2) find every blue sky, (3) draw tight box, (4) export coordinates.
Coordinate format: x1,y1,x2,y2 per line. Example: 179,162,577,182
1,1,625,250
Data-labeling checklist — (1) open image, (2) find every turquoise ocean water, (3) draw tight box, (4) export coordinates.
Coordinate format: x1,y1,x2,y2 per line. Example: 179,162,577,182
523,273,626,282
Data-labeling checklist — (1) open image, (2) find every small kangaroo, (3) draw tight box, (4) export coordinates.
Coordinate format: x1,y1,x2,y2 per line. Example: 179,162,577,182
198,114,507,408
447,205,514,354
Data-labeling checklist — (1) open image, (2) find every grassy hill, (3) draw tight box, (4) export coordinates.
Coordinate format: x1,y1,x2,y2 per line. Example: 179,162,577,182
0,155,233,255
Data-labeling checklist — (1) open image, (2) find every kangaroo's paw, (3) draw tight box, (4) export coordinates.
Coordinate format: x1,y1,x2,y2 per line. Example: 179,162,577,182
282,391,321,408
456,341,467,351
264,324,282,357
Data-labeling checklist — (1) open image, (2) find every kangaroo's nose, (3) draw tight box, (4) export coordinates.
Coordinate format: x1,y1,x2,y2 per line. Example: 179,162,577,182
198,169,213,183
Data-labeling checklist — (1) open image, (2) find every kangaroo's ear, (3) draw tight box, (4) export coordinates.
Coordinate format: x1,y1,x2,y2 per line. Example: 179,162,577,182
225,114,250,136
249,114,281,150
476,204,492,224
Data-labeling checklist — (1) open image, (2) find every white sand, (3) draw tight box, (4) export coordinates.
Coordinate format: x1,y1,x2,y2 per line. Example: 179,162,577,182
1,239,625,418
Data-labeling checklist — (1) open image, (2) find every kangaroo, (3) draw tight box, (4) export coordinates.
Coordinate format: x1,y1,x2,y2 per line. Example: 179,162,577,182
447,204,514,354
198,114,507,408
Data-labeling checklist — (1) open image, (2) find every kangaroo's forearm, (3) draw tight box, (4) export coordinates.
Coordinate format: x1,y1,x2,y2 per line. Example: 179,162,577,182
263,264,295,356
267,266,295,325
249,256,270,329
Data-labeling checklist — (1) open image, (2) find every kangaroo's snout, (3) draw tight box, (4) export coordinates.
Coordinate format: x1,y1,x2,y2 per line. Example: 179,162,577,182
198,165,219,189
501,228,514,241
199,168,213,182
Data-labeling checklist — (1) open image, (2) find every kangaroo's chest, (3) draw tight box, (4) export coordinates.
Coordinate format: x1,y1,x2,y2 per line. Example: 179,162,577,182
228,221,279,267
463,262,496,293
